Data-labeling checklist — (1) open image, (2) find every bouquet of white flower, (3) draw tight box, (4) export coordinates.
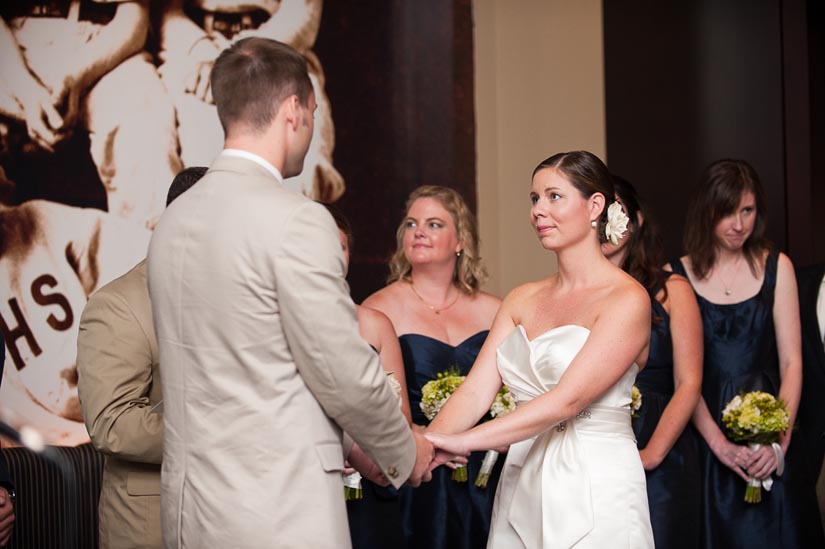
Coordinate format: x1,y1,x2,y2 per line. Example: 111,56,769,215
722,390,789,503
631,385,642,419
475,385,516,488
421,368,467,481
345,372,405,500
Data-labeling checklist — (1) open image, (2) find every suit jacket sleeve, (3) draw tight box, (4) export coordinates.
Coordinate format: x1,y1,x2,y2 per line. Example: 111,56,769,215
273,202,415,487
77,284,163,464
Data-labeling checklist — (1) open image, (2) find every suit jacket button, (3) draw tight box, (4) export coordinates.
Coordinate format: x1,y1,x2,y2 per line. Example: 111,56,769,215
387,466,399,478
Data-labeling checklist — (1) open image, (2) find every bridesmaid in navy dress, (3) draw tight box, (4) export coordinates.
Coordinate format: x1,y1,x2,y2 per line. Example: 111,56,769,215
602,176,703,548
669,159,824,547
363,185,502,549
323,203,413,549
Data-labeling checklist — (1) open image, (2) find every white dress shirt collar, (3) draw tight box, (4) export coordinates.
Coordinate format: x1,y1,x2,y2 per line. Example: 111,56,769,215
221,149,283,183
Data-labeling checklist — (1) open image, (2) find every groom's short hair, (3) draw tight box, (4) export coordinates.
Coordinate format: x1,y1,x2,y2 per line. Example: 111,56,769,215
211,37,313,136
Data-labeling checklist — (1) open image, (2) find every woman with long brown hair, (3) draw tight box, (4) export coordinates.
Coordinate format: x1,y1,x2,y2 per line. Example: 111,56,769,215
604,176,703,548
669,158,823,547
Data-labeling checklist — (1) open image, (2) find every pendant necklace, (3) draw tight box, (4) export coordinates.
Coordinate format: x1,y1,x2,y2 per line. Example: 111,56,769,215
410,283,460,315
717,256,743,296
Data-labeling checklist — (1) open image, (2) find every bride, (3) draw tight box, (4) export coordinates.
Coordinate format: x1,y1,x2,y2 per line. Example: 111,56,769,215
426,151,655,548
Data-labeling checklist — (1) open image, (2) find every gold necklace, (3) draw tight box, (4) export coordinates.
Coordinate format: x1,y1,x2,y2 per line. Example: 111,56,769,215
717,256,743,296
410,283,460,315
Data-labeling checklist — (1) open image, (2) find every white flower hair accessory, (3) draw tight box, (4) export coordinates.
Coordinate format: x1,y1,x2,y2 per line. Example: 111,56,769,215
604,201,630,245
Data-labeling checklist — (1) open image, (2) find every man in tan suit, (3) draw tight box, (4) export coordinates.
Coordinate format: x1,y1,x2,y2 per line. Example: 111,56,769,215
76,167,207,549
147,38,433,548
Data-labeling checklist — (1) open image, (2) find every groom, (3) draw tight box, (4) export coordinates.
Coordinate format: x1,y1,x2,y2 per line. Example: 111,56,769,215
148,37,433,548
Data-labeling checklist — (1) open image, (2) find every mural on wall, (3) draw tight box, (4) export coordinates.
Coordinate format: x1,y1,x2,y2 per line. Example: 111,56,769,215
0,0,476,446
0,0,344,445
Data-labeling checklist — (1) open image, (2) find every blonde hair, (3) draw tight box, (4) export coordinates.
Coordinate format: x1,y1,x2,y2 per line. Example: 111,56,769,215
387,185,487,294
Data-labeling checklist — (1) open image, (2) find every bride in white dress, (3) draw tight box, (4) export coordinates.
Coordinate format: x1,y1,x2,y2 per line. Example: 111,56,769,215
426,151,655,548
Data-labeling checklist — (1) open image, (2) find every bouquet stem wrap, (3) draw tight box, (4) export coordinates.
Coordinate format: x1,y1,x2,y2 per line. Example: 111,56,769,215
475,450,500,488
343,472,363,501
452,463,468,482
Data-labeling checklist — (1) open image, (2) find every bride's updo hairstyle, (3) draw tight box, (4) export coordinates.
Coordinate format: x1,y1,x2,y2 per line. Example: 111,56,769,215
532,151,616,244
388,185,487,295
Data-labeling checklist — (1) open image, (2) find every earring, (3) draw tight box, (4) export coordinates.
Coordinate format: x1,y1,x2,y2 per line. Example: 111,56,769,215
456,250,462,257
591,220,597,228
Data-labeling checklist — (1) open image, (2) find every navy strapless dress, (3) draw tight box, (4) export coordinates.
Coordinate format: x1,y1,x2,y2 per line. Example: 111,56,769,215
672,253,824,547
398,331,503,549
632,274,701,549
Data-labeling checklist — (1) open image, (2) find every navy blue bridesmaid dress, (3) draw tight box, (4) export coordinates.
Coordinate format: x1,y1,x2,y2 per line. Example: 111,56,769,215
672,252,824,548
632,273,701,549
398,331,503,549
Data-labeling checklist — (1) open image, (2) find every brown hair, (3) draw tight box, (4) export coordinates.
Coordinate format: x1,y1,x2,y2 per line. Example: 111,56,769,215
532,151,616,244
387,185,487,294
683,159,772,279
211,37,313,135
321,202,353,249
612,175,669,315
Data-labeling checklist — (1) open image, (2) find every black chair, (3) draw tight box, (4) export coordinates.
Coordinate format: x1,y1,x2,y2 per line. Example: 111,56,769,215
1,443,104,549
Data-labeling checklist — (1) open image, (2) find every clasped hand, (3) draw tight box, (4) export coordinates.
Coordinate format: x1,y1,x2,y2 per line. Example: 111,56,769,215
715,438,781,482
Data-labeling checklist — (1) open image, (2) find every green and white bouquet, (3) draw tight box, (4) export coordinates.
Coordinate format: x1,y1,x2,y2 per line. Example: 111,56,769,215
721,390,789,503
475,385,516,488
420,368,468,481
345,372,404,500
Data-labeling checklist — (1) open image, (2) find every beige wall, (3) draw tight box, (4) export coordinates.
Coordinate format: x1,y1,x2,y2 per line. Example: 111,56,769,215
474,0,606,297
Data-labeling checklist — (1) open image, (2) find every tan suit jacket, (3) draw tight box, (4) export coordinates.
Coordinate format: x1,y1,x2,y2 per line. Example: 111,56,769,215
147,154,415,548
77,259,163,549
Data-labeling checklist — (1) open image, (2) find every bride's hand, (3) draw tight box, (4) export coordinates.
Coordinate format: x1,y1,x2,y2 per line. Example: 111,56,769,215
425,432,470,456
425,432,471,471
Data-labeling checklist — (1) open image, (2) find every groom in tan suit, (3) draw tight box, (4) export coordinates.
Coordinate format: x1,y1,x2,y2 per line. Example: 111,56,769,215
148,38,432,548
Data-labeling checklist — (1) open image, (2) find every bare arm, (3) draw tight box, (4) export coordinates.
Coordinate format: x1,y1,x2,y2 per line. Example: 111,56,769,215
35,1,151,128
638,276,703,470
743,253,803,480
425,294,519,436
357,306,413,424
774,253,803,448
0,18,63,149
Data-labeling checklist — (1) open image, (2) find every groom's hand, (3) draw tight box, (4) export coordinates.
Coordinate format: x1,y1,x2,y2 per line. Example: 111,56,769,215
407,430,435,487
347,443,390,487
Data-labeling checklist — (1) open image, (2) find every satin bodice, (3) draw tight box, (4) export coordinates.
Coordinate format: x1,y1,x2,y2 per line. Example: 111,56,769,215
497,325,638,409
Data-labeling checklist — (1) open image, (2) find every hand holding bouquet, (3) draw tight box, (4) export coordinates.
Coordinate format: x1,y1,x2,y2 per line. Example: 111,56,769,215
421,368,467,481
475,385,516,488
722,391,789,503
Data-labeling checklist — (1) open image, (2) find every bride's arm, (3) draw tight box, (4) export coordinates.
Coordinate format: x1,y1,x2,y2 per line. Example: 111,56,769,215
428,284,651,454
426,294,519,436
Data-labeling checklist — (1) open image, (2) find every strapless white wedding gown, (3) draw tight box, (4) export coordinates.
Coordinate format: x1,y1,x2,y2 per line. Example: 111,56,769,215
487,325,654,548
